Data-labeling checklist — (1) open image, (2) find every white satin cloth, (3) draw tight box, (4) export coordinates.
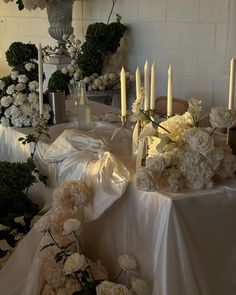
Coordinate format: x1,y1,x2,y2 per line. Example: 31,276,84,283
0,102,236,295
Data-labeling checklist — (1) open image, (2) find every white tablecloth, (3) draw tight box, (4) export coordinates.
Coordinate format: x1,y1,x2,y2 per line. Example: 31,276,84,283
0,102,236,295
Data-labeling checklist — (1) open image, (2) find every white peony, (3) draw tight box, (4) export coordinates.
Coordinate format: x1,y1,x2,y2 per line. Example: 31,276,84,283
118,254,137,272
111,284,129,295
18,75,28,84
96,281,115,294
62,218,81,234
209,106,236,129
186,129,214,156
63,253,87,275
133,168,156,192
131,278,149,295
146,156,166,173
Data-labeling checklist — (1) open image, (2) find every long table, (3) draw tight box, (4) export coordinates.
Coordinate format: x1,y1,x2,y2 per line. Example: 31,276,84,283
0,102,236,295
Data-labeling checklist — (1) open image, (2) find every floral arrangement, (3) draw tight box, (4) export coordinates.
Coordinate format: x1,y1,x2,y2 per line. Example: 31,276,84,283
35,179,150,294
0,42,51,127
0,119,49,269
132,97,236,192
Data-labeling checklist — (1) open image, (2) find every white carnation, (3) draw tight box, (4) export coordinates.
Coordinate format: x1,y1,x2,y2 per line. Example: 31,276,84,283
118,254,137,272
210,106,236,129
63,218,81,234
63,253,87,275
134,168,156,192
18,75,28,84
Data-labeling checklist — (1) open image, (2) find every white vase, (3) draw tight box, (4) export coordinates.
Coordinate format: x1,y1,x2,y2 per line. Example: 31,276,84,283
46,0,74,44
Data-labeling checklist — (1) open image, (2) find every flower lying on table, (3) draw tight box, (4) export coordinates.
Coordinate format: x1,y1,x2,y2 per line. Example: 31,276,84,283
133,98,236,192
35,179,150,294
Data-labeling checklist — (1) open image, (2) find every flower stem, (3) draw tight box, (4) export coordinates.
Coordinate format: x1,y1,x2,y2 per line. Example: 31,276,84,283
107,0,117,24
114,269,123,282
74,271,85,290
210,127,216,136
47,229,67,258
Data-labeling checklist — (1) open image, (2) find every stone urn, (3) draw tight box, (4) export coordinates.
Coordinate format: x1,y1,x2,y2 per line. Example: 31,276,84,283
46,0,74,44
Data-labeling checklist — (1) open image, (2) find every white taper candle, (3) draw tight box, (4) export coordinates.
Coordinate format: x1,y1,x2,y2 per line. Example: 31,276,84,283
144,60,150,112
38,43,43,116
120,67,127,116
150,62,156,110
228,56,235,110
167,64,173,116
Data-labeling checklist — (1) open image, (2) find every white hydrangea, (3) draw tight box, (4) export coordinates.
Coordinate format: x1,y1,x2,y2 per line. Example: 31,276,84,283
9,105,21,117
29,81,39,91
6,85,15,95
1,117,10,127
25,62,35,71
1,96,13,107
14,93,26,106
18,75,28,84
15,83,26,92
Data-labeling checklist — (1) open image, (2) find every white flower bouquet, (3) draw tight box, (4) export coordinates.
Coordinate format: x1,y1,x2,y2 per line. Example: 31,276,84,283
35,180,150,294
133,98,236,192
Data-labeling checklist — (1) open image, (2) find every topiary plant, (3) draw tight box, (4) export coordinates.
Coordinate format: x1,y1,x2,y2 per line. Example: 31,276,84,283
47,70,71,95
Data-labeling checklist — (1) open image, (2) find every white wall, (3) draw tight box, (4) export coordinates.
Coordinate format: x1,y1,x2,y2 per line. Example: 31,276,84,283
0,0,231,108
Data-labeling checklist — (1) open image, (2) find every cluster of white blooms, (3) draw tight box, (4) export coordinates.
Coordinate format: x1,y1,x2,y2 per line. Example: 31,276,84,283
0,71,50,127
134,99,236,192
35,179,150,294
61,34,134,91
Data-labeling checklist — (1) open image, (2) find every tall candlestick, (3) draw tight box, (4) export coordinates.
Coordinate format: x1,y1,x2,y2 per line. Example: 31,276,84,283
144,60,150,112
120,67,127,117
150,62,156,110
228,56,235,110
167,64,173,116
136,67,141,100
38,43,43,117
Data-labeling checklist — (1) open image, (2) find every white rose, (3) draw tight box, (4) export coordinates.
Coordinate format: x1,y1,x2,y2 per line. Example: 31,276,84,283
131,278,149,295
209,106,236,129
63,253,87,275
96,281,115,295
146,156,166,173
61,67,68,74
187,129,214,156
188,97,202,115
118,254,137,272
63,218,81,234
68,64,76,73
18,75,28,84
14,216,26,227
133,168,156,192
34,215,50,232
112,284,129,295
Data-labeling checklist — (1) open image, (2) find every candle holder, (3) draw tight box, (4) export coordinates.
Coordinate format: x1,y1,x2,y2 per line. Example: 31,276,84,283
121,115,127,127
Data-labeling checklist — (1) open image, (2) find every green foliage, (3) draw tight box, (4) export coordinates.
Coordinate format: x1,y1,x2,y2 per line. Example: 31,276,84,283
47,70,71,95
77,21,127,77
5,42,38,69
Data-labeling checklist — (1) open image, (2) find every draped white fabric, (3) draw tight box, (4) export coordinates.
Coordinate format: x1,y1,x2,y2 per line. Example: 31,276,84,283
0,102,236,294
